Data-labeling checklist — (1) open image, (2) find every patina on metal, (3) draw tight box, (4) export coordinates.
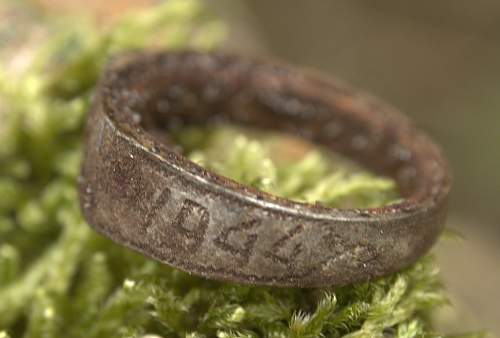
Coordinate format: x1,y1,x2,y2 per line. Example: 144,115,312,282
79,50,451,287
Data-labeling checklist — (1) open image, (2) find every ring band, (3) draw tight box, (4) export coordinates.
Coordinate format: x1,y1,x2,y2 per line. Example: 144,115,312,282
79,50,451,287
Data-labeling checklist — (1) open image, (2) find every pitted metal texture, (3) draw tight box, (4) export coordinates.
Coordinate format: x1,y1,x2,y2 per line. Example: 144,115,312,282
79,50,451,287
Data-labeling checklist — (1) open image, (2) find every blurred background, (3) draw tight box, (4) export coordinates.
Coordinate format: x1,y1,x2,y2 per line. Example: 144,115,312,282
1,0,499,335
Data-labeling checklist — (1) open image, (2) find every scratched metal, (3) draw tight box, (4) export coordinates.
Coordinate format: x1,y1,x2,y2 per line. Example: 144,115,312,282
79,51,451,287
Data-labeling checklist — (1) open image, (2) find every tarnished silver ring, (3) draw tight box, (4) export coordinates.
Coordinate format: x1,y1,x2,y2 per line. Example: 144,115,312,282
79,50,451,287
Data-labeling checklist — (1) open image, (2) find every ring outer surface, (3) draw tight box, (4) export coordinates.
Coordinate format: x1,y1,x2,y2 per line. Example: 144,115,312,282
79,50,451,287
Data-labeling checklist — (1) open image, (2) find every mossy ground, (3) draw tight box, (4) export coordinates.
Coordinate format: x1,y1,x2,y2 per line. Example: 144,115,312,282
0,1,482,337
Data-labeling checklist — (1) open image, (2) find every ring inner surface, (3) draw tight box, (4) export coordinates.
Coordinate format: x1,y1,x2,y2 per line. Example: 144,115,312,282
104,52,448,210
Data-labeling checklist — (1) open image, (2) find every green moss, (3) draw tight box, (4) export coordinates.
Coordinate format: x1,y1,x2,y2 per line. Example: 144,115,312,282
172,125,400,209
0,2,482,337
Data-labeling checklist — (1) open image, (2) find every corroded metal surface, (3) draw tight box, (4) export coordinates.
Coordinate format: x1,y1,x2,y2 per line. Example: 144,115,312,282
79,50,451,287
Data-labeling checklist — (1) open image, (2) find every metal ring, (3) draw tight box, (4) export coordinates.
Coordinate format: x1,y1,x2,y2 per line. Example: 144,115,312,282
79,50,451,287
